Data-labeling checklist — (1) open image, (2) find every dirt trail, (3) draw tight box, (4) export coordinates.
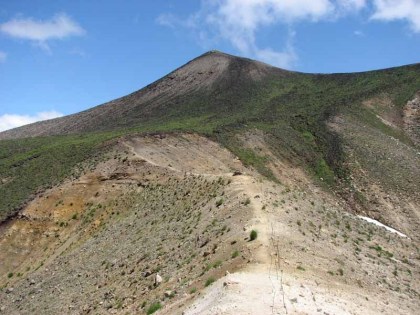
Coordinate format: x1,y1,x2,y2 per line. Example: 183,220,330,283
2,133,417,315
182,179,382,315
126,136,335,314
110,135,419,315
124,135,284,312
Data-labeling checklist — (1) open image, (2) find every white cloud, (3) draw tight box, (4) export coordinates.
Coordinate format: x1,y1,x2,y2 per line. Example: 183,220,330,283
158,0,419,68
156,12,200,30
337,0,367,11
371,0,420,33
157,0,361,69
205,0,333,57
255,46,297,68
0,110,63,132
0,13,85,50
0,51,6,63
156,13,177,28
196,0,336,68
208,0,333,29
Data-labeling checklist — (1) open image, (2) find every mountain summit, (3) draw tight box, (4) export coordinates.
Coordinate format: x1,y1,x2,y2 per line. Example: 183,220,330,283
0,51,286,140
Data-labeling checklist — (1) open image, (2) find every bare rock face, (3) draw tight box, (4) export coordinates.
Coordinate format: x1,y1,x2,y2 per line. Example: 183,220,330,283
403,92,420,147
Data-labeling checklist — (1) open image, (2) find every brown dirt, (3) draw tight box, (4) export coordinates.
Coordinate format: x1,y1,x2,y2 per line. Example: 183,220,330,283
1,133,419,315
181,132,420,315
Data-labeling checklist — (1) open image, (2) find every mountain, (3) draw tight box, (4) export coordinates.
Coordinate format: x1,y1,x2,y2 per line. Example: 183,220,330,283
0,51,419,314
0,51,287,140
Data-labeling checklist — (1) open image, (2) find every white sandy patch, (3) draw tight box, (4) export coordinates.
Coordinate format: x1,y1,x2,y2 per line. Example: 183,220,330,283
184,268,379,315
358,215,407,237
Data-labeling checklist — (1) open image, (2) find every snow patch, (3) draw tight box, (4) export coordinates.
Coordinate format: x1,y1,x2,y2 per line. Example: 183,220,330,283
358,216,407,238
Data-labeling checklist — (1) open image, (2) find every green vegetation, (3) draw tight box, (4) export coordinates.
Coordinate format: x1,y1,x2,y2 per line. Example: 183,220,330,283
212,260,222,269
231,250,239,258
250,230,258,241
225,146,276,182
7,272,13,278
146,302,162,315
204,260,223,273
115,298,123,309
0,131,120,221
370,245,393,258
1,56,419,221
190,287,197,294
203,263,212,273
205,277,215,287
314,158,335,185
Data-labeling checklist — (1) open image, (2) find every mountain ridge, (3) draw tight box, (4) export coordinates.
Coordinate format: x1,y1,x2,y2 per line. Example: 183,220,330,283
0,50,282,140
0,50,419,225
0,50,419,315
1,51,419,140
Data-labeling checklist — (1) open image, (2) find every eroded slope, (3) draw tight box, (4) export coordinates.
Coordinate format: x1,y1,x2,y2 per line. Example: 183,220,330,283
1,133,419,315
328,93,420,241
0,134,252,314
183,132,419,315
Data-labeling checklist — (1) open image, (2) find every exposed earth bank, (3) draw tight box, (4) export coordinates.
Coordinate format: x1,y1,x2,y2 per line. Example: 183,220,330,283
0,134,419,314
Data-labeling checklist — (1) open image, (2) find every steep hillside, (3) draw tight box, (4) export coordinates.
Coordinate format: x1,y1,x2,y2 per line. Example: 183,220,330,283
0,134,418,314
0,51,419,314
0,51,419,226
0,51,288,139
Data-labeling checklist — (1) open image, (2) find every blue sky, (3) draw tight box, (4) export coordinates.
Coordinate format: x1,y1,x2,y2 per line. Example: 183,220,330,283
0,0,419,131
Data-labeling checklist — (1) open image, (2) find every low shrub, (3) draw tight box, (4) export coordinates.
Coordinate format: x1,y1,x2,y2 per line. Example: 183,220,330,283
250,230,258,241
147,302,162,315
205,277,215,287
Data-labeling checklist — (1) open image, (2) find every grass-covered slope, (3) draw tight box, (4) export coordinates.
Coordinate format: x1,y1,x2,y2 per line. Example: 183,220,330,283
0,132,118,221
0,51,419,222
